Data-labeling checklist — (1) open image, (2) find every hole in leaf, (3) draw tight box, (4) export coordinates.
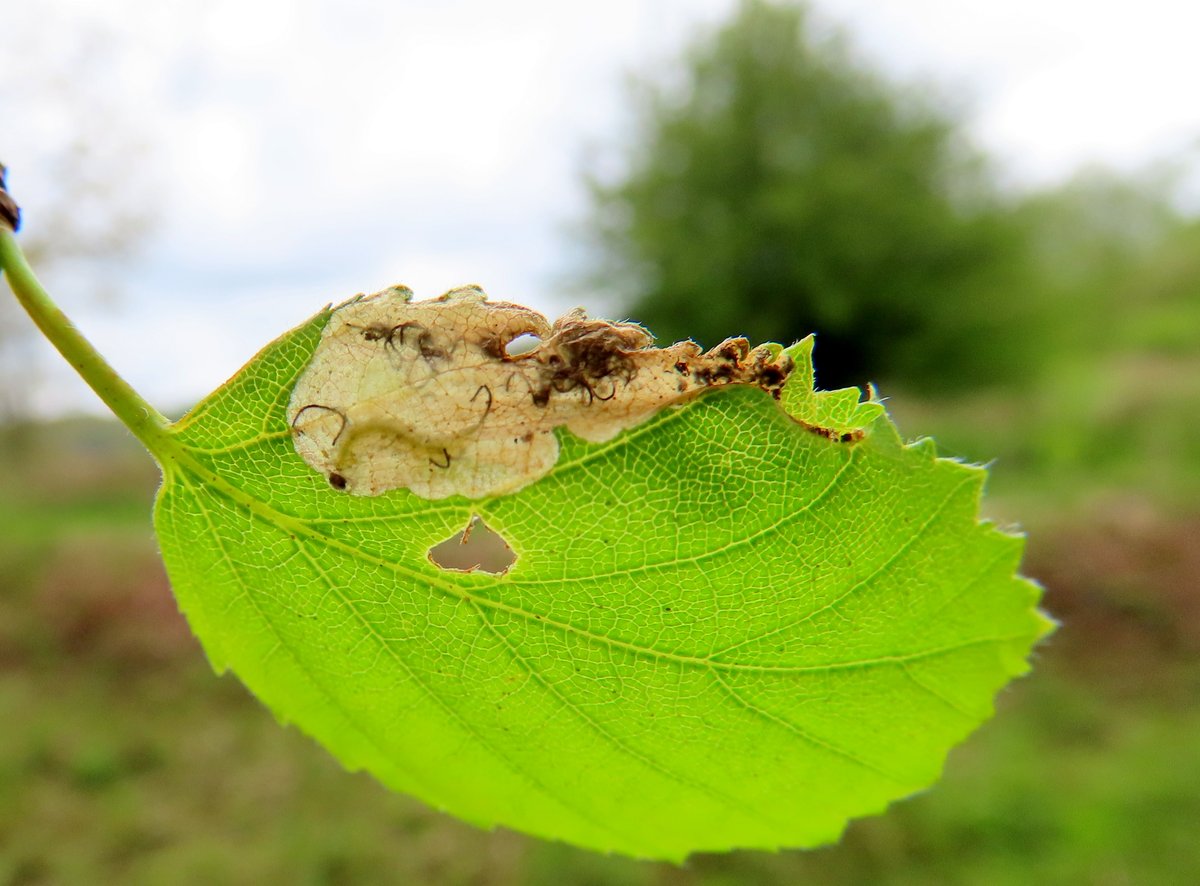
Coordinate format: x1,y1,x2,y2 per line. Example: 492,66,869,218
428,516,516,575
504,333,541,356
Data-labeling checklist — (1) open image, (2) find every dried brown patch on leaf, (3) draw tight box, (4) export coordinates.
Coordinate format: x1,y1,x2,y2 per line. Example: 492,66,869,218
288,285,793,499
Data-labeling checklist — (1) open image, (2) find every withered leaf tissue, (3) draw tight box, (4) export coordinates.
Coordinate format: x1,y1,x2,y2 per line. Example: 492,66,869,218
287,286,793,499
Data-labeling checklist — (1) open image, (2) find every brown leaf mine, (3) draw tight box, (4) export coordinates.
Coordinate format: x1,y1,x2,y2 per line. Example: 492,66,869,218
288,285,793,499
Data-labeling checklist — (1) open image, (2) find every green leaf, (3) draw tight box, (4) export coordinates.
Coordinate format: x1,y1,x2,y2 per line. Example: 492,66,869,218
780,335,887,434
149,309,1050,861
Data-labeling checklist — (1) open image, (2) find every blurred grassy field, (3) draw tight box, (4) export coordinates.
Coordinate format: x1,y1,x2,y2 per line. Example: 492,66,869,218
1,384,1197,885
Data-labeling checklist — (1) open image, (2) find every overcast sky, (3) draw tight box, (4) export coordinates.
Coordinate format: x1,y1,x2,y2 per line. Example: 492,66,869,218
4,0,1200,416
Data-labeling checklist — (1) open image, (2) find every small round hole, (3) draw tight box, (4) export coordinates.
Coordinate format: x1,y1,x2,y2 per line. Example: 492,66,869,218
505,333,541,356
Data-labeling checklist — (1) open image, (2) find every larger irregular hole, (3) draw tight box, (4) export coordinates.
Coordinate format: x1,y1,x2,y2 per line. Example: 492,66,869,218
428,516,516,575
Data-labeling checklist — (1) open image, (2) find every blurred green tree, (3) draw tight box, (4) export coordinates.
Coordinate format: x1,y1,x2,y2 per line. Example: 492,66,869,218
580,0,1042,391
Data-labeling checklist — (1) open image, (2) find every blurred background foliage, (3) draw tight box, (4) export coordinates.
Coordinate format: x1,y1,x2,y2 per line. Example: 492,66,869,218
3,0,1199,883
580,0,1200,513
583,0,1044,393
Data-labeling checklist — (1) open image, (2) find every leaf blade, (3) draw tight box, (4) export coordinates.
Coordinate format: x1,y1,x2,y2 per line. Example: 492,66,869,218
153,309,1051,859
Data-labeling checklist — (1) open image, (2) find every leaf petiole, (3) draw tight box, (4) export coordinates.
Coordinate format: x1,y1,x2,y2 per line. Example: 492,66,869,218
0,225,171,452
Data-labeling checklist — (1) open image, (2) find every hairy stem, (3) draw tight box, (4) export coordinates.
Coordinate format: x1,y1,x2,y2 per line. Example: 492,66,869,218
0,227,171,451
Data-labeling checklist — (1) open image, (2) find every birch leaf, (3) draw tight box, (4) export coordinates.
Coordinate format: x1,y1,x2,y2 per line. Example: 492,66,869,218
151,292,1051,860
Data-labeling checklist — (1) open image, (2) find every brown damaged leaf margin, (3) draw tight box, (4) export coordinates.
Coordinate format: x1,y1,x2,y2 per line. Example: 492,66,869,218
288,285,815,500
